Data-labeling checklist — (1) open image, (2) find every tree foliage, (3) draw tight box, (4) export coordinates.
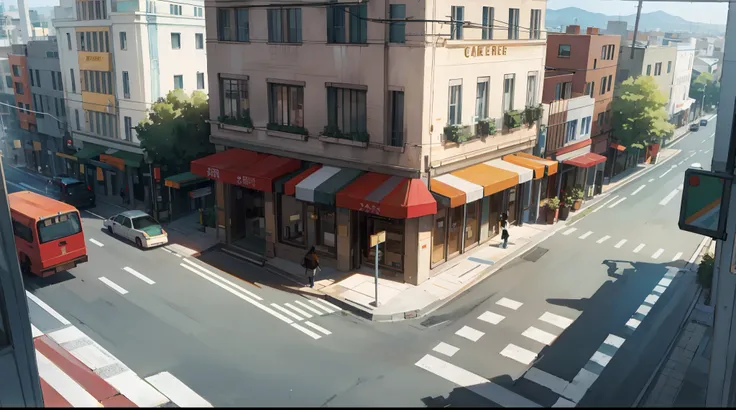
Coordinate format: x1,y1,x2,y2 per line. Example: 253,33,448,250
690,72,720,110
136,90,214,175
612,76,675,149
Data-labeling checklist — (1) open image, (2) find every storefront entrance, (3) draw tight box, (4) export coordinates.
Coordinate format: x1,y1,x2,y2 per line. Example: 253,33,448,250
231,186,266,255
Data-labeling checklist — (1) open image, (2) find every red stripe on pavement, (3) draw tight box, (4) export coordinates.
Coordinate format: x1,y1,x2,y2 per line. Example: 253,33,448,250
34,336,119,402
100,394,138,407
39,377,72,407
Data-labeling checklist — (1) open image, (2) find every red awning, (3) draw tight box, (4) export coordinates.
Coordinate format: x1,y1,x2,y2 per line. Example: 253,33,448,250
191,148,301,192
563,152,607,168
284,165,322,196
611,143,626,151
336,172,436,219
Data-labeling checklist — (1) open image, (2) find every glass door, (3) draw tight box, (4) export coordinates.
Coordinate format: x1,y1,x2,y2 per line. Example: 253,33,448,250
507,187,518,225
464,200,480,251
447,206,463,258
488,192,503,237
431,208,447,267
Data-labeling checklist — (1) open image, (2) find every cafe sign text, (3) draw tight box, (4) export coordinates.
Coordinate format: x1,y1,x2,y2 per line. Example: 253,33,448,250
464,45,508,58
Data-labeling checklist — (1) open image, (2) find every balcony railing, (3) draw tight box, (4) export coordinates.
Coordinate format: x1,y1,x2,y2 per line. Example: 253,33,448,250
444,118,501,144
322,125,369,143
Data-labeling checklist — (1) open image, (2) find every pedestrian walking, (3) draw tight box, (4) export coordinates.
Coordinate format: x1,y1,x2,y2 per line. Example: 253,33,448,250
302,246,320,288
500,213,510,249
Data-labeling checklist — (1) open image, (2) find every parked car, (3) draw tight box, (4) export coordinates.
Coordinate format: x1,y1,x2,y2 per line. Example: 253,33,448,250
103,210,168,249
689,123,701,132
700,119,708,126
48,177,96,209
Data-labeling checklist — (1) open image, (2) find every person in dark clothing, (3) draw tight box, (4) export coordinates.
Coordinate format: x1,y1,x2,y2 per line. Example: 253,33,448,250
303,246,320,288
500,213,510,249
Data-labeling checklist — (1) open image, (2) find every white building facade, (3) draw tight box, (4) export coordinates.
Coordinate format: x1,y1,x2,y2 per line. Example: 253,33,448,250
669,40,696,126
52,0,207,206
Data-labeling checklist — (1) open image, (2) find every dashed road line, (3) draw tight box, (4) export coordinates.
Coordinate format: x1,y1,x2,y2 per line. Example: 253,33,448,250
608,197,627,209
633,243,645,253
579,231,593,239
659,188,681,206
596,235,611,244
88,238,104,247
98,277,128,295
614,239,627,249
651,249,664,259
631,185,646,195
123,267,155,285
672,252,683,262
562,228,577,236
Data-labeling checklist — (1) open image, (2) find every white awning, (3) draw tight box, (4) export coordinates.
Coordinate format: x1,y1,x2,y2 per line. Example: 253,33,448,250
486,159,533,184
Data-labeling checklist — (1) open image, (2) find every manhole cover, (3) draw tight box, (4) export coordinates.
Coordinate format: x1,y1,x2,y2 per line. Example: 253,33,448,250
522,247,548,262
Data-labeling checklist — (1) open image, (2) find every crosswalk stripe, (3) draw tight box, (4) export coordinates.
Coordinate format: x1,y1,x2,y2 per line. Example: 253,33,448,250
271,303,303,321
295,300,323,315
496,297,523,310
524,368,568,396
562,228,577,236
579,231,593,239
596,235,611,244
672,252,683,262
313,298,342,312
652,248,664,259
284,302,312,318
500,343,538,365
455,326,484,342
614,239,627,248
539,312,574,330
304,321,332,335
522,326,557,345
478,311,505,325
432,342,459,357
633,243,645,253
307,299,335,314
145,371,212,407
291,323,321,339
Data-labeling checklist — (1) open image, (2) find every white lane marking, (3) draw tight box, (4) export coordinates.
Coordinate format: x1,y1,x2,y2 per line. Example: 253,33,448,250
590,350,612,367
570,368,599,392
145,371,212,408
593,195,619,212
539,312,573,330
579,231,593,239
314,298,342,312
123,267,155,285
84,210,105,219
631,185,646,195
31,323,42,338
271,303,303,321
678,161,685,166
455,325,484,342
478,311,505,325
295,300,323,315
648,178,655,183
415,354,542,407
163,248,183,258
608,197,627,208
652,249,665,259
108,370,170,407
496,297,523,310
637,304,652,316
678,183,684,190
99,277,128,295
705,150,711,154
35,350,101,407
307,299,335,314
596,235,611,244
665,268,678,278
626,318,641,329
659,168,675,178
659,189,680,206
522,326,557,345
180,263,293,324
182,258,262,301
633,243,645,253
291,323,321,339
604,334,625,348
614,239,627,249
89,238,104,247
524,368,568,396
20,182,44,193
653,285,667,294
500,343,538,365
285,302,312,318
26,292,71,326
433,342,460,357
562,228,578,236
672,252,683,262
553,397,577,407
645,294,660,305
304,321,332,335
659,278,673,287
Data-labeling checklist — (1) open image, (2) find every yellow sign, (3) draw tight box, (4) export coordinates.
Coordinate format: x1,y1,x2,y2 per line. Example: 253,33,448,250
464,45,508,58
13,139,20,149
80,164,85,174
370,231,386,247
96,167,104,181
32,141,42,151
86,55,102,62
99,154,125,171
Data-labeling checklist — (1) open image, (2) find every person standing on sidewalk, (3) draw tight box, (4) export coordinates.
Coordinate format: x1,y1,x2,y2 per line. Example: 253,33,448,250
500,213,510,249
302,247,320,288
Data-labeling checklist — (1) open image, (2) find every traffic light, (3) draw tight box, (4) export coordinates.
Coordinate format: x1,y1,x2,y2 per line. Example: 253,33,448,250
65,137,73,149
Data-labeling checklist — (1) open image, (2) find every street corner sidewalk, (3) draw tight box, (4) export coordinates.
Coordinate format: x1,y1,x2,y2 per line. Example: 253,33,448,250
160,213,220,258
301,222,560,322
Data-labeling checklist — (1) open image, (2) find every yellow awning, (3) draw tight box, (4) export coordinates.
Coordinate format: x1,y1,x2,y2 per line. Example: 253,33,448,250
56,152,78,161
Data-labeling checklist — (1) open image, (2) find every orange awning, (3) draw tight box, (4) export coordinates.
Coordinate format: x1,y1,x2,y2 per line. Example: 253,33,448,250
431,163,518,208
514,152,559,176
502,155,545,179
430,179,467,208
453,163,518,196
611,143,626,152
336,173,436,219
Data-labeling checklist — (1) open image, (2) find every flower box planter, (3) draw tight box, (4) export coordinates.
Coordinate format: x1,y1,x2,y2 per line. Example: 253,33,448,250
504,110,522,129
559,205,570,220
321,126,370,147
546,208,558,224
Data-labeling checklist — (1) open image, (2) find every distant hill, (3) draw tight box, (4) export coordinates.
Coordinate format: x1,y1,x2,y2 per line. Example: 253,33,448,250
546,7,725,35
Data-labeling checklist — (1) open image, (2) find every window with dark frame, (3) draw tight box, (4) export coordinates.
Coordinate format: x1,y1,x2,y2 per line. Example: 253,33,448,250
448,81,462,125
508,8,520,40
558,44,571,57
327,4,367,44
481,6,494,40
326,86,367,135
267,8,302,43
195,33,204,49
221,77,249,120
475,77,489,120
122,71,130,98
607,74,612,92
197,72,205,90
268,83,304,129
450,6,464,40
389,90,404,146
389,4,406,43
171,33,181,49
217,8,232,41
236,8,249,42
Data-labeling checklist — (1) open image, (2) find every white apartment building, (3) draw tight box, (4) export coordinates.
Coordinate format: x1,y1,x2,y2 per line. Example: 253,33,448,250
669,40,696,126
52,0,207,205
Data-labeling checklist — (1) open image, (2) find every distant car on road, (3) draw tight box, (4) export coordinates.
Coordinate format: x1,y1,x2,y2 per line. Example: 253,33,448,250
700,119,708,126
691,162,703,169
48,177,96,209
689,123,700,132
103,210,168,249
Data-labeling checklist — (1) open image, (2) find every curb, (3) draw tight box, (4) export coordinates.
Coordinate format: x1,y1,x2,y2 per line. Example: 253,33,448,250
633,236,712,407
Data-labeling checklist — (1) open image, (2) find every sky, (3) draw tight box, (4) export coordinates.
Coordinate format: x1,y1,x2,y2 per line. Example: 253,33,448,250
547,0,728,25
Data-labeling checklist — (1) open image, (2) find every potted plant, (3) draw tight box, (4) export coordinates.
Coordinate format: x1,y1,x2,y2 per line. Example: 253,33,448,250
570,186,584,211
546,197,560,224
504,110,522,129
559,193,572,220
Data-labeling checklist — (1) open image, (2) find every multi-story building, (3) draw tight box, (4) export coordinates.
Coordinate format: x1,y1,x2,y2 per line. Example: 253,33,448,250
0,57,19,149
545,26,619,180
669,39,696,126
52,0,207,206
618,44,678,110
539,70,596,202
197,0,551,285
8,44,38,168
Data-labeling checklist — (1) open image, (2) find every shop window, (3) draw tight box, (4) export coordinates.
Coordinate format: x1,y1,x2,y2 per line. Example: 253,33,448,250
279,195,305,246
447,206,463,257
488,192,503,237
314,205,337,257
221,77,249,121
367,217,405,272
431,207,447,266
236,8,249,42
464,201,480,251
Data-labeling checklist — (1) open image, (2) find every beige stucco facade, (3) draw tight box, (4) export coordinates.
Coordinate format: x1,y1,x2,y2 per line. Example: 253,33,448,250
205,0,548,285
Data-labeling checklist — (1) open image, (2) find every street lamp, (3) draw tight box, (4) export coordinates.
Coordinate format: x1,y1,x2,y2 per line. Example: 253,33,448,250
144,154,157,219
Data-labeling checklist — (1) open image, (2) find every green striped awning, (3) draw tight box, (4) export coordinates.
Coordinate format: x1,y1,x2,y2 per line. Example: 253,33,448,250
292,166,364,206
165,171,206,189
74,144,107,161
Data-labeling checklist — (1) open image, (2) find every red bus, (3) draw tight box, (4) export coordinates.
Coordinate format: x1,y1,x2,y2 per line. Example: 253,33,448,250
8,191,88,277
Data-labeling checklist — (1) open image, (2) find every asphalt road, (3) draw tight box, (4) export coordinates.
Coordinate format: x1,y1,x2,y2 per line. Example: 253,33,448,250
3,116,715,407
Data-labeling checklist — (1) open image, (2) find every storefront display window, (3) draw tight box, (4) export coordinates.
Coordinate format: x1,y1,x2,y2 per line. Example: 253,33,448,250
447,206,463,257
488,192,503,237
313,205,336,257
507,187,518,224
464,201,480,251
431,207,447,267
367,217,405,273
278,194,305,246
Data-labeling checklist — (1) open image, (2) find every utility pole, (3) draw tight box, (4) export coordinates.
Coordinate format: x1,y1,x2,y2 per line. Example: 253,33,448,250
630,0,644,59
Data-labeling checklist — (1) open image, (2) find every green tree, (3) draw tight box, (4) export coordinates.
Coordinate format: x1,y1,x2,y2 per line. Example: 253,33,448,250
705,80,721,109
612,76,675,149
136,90,214,175
690,72,715,112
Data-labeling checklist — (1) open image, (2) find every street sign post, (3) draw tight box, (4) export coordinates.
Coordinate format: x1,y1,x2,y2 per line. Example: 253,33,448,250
678,168,733,240
370,231,386,307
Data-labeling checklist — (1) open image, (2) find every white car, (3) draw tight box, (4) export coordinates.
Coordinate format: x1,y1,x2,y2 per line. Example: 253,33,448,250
103,210,168,249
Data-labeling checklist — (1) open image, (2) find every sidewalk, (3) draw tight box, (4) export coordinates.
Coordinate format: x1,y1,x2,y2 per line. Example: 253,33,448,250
161,211,220,257
641,241,715,408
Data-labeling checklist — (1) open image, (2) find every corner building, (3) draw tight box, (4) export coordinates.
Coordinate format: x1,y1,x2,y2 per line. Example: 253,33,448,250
200,0,551,285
